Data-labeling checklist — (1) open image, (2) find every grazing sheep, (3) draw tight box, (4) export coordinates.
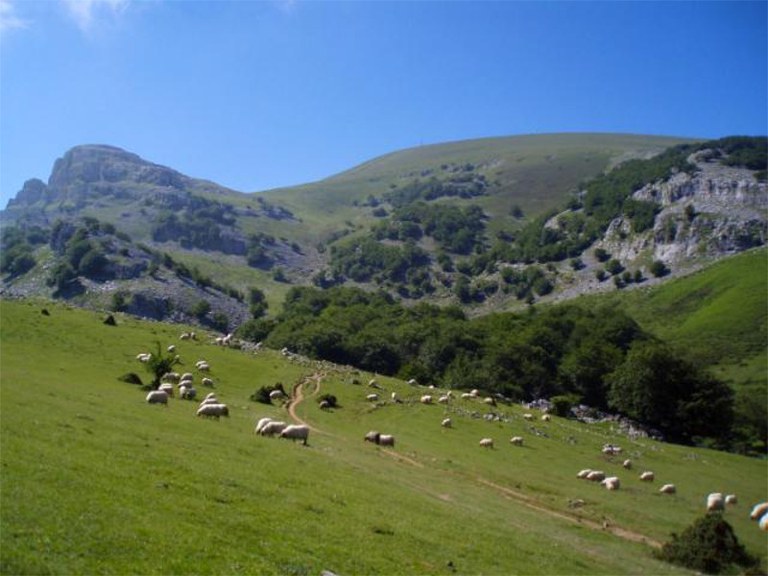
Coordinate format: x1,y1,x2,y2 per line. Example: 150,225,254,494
158,383,174,397
366,393,379,402
199,396,219,406
601,476,620,491
195,360,208,369
407,378,418,385
146,390,168,405
441,418,452,428
577,469,593,479
602,444,622,456
259,421,288,436
280,424,310,445
167,345,176,353
181,373,194,382
469,389,479,398
162,372,180,383
364,430,381,444
639,471,655,482
760,514,768,532
523,413,534,421
438,395,450,404
541,414,551,422
201,377,214,387
483,397,496,407
750,502,768,520
269,389,285,400
479,438,494,449
319,400,331,410
136,353,152,363
420,395,433,405
510,436,524,446
378,434,395,447
196,403,229,419
461,393,473,399
659,484,676,494
179,386,197,400
586,471,606,482
179,332,191,340
197,363,210,372
622,459,632,470
707,493,725,512
255,417,273,434
725,494,737,506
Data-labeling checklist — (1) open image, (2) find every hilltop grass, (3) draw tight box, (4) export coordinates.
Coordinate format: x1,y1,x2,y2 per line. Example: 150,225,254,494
1,299,765,575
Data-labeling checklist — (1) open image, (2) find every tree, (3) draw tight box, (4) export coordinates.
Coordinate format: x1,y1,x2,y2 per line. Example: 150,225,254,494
650,260,669,277
144,341,181,388
606,342,734,443
594,247,610,262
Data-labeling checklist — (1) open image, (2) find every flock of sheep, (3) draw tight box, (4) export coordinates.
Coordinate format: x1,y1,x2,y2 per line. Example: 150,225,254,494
139,336,768,536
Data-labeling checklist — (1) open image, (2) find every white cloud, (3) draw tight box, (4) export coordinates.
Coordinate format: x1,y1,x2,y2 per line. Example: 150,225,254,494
62,0,129,33
0,0,30,31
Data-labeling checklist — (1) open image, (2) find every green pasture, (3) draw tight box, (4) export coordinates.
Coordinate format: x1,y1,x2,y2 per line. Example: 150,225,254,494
1,299,765,575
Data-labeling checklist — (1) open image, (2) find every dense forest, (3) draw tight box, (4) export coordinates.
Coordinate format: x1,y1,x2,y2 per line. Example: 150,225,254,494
236,285,760,452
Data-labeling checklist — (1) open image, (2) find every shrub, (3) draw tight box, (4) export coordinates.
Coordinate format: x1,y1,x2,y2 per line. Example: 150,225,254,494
550,394,580,418
656,513,758,574
650,260,669,277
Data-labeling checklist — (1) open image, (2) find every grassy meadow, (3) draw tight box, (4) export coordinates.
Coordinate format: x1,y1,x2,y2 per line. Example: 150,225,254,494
1,298,766,575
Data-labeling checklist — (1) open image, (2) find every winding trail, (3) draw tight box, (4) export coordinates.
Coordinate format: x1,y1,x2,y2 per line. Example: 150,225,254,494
286,372,660,549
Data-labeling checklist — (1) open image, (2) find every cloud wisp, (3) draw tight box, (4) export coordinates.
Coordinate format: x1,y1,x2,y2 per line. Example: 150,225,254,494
62,0,129,33
0,0,30,32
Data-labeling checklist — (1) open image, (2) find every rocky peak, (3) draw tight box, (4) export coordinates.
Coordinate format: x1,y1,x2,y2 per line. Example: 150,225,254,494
47,144,187,192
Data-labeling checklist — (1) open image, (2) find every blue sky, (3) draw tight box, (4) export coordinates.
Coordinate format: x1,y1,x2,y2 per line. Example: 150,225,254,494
1,1,766,208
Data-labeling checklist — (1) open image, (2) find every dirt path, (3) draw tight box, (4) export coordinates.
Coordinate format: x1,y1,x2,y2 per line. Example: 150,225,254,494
286,373,660,549
287,371,325,432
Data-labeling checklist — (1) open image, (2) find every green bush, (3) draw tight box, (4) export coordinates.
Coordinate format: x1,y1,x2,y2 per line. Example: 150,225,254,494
656,513,758,574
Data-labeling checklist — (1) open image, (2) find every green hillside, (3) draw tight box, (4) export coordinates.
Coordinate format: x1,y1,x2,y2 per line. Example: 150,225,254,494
1,300,765,574
263,133,692,239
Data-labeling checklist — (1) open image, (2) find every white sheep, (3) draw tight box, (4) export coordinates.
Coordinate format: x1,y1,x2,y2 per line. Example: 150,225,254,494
483,397,496,407
707,493,725,512
269,389,285,400
146,390,168,405
255,417,273,434
364,430,380,444
181,372,194,382
760,514,768,532
199,396,219,406
586,471,605,482
366,393,379,402
197,363,210,372
167,345,176,353
541,414,551,422
280,424,310,445
420,394,433,404
522,413,534,421
659,484,676,494
601,476,620,490
378,434,395,447
725,494,737,506
461,393,473,399
158,383,174,397
577,469,592,479
622,459,632,470
441,418,452,428
469,389,479,398
196,403,229,419
479,438,494,448
639,471,655,482
195,360,208,368
438,395,450,404
162,372,180,383
259,421,288,436
750,502,768,520
179,385,197,400
201,377,214,387
136,353,152,363
510,436,524,446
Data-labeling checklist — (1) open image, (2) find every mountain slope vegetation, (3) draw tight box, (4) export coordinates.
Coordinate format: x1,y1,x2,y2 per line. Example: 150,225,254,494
1,299,765,575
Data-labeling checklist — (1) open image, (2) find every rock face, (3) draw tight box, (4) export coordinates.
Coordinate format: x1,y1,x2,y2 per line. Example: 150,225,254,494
600,151,766,267
7,144,236,210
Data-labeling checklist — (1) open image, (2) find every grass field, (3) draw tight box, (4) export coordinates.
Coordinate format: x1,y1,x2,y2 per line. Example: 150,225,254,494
1,299,765,575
